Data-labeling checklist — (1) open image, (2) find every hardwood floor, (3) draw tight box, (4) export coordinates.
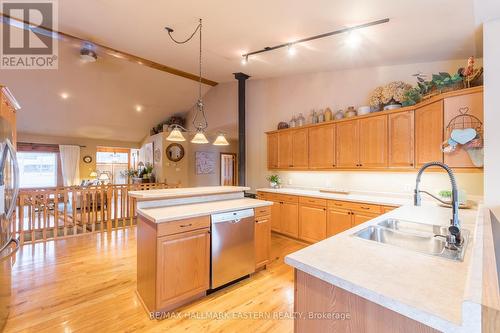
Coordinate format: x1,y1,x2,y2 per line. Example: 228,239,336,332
4,229,306,333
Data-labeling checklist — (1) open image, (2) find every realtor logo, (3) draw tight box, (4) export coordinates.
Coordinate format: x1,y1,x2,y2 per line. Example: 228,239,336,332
0,0,58,69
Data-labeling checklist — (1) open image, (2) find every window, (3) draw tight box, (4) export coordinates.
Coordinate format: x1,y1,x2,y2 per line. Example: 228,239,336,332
96,147,130,184
18,152,58,188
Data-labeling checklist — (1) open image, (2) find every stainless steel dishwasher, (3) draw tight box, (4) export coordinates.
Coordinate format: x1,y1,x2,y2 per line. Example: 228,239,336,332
210,209,255,289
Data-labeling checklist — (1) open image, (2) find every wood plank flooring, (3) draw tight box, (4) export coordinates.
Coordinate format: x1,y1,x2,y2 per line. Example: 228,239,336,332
4,229,306,333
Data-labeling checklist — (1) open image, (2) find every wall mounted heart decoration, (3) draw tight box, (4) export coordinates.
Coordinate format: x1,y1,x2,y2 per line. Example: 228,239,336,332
450,128,477,145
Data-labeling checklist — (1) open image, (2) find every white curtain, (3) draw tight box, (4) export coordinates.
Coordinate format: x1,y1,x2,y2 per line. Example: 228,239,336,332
59,145,81,186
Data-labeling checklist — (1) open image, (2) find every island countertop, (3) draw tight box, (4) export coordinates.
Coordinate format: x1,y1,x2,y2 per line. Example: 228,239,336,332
137,198,272,223
129,186,250,200
285,204,484,333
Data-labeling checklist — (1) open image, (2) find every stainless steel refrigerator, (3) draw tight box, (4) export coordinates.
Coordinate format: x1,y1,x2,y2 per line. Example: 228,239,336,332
0,117,20,331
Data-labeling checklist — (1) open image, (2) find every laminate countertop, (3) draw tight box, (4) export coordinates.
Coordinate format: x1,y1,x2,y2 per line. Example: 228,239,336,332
285,204,485,333
137,198,272,223
129,186,250,200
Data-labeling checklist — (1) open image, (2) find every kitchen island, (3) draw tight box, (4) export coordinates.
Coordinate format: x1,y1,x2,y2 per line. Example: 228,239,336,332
131,186,273,315
285,203,493,333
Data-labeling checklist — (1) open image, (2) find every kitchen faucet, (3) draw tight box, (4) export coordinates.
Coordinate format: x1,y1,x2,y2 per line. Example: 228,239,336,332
414,162,462,249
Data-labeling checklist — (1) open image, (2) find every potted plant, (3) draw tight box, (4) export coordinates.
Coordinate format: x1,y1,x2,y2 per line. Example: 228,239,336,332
266,174,281,189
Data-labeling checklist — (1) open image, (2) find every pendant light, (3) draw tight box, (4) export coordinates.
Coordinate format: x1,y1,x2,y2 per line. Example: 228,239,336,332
213,133,229,146
191,130,209,144
166,125,186,142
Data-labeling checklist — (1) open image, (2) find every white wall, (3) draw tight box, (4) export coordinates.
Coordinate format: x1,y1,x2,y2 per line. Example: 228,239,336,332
484,18,500,208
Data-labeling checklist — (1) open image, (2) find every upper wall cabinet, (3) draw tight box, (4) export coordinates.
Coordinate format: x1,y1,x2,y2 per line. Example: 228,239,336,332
359,115,388,168
267,133,279,169
266,86,483,171
389,110,414,168
415,100,444,166
336,120,359,168
309,124,335,169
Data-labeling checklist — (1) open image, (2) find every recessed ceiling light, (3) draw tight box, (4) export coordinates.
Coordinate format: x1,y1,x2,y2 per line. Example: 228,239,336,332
60,92,69,99
135,105,143,112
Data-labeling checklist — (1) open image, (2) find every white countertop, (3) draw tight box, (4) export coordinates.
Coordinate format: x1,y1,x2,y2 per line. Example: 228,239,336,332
256,187,413,206
129,186,250,200
285,204,481,332
137,198,272,223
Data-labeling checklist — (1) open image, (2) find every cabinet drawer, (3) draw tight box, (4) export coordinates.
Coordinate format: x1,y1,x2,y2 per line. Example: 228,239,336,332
256,191,268,200
255,205,272,217
299,196,327,207
276,194,299,204
157,216,210,237
328,200,382,214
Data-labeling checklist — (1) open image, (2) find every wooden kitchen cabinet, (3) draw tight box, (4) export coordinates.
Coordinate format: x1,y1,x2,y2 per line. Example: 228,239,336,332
299,204,327,243
156,229,210,310
309,124,335,168
281,202,299,238
0,86,20,145
415,100,444,166
389,110,415,168
353,212,379,226
278,131,293,168
443,92,483,167
292,128,309,168
270,200,282,232
267,133,279,169
327,208,352,237
359,115,388,168
255,214,271,269
137,215,210,313
336,120,359,168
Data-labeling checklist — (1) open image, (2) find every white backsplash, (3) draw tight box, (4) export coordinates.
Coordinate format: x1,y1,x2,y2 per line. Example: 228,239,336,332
273,171,484,197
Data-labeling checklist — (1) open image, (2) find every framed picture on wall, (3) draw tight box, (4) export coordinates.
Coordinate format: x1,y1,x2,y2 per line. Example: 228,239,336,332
195,151,216,174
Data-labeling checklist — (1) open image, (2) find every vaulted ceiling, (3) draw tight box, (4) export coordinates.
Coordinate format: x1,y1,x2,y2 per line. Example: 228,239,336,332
0,0,482,142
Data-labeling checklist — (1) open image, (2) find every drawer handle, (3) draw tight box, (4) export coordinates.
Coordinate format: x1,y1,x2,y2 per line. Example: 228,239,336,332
180,223,193,228
360,207,370,210
334,203,343,206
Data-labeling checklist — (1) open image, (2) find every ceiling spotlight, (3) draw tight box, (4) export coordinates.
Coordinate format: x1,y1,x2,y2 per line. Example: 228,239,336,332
241,55,248,65
135,105,143,112
287,44,296,56
60,92,69,99
345,30,361,48
80,43,97,62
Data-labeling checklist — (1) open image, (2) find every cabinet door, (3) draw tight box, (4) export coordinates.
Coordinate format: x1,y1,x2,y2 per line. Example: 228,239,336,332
415,101,443,166
255,215,271,268
389,111,415,168
327,209,353,237
281,202,299,238
299,205,327,243
267,133,279,169
156,229,210,310
336,120,359,168
292,128,309,168
270,201,282,232
359,115,388,168
309,124,335,169
444,92,483,167
278,131,293,168
353,212,379,226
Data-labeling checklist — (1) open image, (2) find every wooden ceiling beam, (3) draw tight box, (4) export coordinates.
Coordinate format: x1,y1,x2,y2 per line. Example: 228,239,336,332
0,13,218,87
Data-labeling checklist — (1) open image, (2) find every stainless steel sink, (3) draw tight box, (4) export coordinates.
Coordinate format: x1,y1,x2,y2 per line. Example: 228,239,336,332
353,219,470,261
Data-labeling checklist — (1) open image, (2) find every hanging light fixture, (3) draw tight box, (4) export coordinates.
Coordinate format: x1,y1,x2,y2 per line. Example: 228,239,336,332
165,19,211,145
166,125,186,142
213,133,230,146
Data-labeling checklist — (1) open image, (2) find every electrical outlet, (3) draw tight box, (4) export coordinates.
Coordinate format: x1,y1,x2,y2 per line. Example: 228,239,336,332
403,184,413,192
287,178,293,185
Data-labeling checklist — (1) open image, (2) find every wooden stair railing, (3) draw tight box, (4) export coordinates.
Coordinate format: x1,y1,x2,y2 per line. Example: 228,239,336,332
14,182,179,244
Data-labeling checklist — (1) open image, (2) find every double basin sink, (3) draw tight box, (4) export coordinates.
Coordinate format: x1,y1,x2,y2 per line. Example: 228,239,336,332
353,219,470,261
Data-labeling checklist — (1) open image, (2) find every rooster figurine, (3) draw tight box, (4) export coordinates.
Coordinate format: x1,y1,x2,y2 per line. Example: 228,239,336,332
459,57,475,88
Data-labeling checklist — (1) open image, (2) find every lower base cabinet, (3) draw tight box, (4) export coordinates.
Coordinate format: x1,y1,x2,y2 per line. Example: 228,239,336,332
137,215,210,313
257,191,398,244
299,204,327,243
255,212,271,269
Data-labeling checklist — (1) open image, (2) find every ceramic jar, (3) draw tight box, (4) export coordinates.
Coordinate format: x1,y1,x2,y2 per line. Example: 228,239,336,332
345,106,357,118
289,116,297,128
324,108,333,121
334,110,345,120
296,113,305,126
